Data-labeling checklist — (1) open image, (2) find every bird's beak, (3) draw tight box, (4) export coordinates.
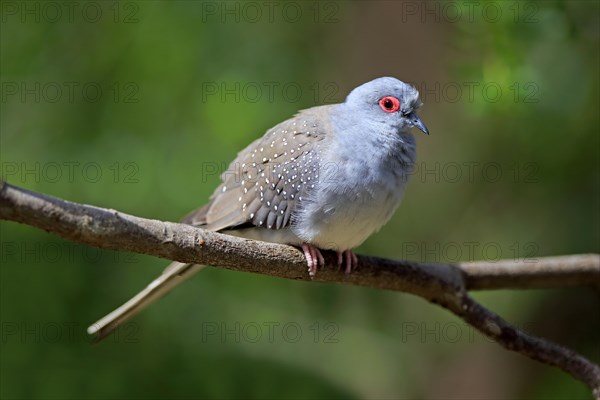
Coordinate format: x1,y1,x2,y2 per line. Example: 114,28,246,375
408,112,429,135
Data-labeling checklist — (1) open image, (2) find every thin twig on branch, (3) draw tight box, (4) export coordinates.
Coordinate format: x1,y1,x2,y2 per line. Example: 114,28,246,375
1,181,599,396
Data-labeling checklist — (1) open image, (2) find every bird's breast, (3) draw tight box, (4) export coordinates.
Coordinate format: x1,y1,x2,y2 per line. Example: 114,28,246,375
292,140,415,250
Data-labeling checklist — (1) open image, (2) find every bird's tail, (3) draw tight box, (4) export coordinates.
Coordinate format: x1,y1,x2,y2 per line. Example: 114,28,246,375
87,262,207,341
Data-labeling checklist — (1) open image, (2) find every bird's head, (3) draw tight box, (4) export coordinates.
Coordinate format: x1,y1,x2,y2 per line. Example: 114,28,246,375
344,77,429,135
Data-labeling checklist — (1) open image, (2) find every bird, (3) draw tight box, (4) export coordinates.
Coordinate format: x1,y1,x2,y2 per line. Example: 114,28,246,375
88,77,429,340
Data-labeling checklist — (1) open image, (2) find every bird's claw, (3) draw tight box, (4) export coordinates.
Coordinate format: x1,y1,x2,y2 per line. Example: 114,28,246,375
301,245,358,277
302,243,325,278
337,250,358,274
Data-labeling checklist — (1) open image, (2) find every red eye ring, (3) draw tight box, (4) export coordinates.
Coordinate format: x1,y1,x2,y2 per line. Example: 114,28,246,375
379,96,401,113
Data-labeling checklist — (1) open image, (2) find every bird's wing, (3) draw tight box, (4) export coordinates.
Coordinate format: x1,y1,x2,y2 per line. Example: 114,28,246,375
183,106,331,232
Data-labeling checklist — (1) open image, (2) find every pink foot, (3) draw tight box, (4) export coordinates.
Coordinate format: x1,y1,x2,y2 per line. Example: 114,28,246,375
336,250,358,274
302,243,325,277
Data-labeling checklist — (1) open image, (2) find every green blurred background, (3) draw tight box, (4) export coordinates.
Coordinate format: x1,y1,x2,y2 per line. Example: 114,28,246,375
1,1,599,398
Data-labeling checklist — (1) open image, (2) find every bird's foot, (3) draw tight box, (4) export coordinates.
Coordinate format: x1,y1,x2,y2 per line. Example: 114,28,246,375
336,250,358,274
301,243,325,278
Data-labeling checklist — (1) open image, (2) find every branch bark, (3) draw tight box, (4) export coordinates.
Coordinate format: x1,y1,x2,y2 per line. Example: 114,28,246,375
1,181,599,396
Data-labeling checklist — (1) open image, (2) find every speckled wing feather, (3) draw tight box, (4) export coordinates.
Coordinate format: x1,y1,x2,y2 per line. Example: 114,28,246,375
183,105,331,232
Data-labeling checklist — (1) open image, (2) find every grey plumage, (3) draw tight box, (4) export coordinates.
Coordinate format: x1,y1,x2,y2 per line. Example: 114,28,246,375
88,77,429,340
185,77,425,251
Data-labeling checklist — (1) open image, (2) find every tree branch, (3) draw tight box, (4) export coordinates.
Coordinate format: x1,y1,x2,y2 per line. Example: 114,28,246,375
1,181,599,396
461,255,600,290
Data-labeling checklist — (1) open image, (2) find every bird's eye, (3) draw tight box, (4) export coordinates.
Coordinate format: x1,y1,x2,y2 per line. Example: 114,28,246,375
379,96,401,113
